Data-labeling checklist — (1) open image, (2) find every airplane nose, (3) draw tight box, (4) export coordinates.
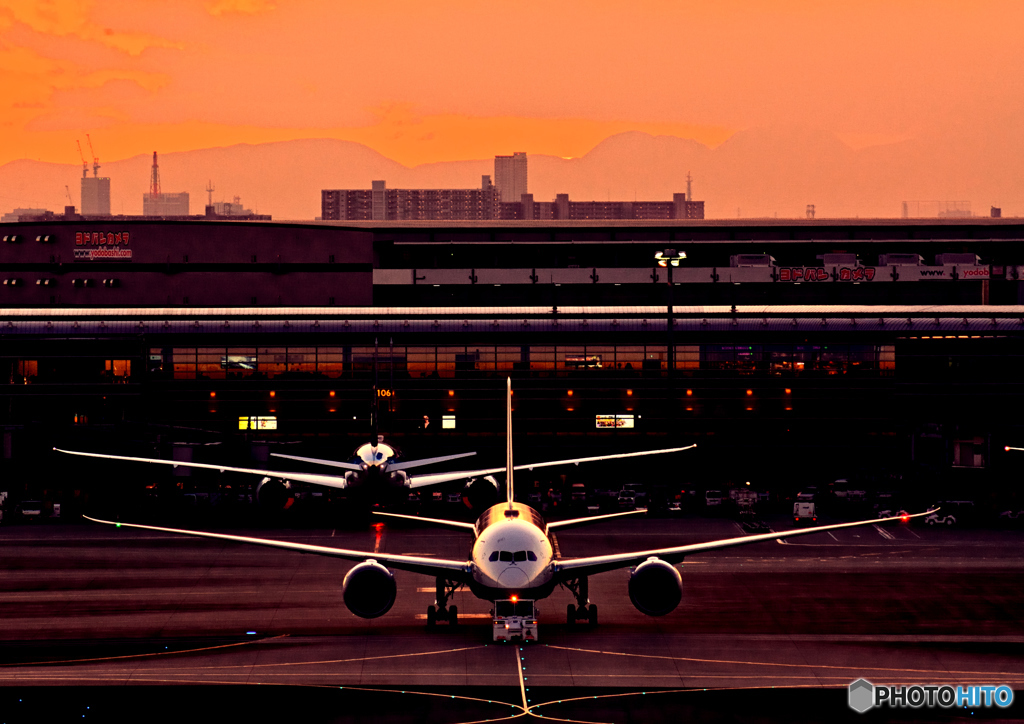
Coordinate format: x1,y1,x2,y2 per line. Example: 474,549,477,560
498,568,529,588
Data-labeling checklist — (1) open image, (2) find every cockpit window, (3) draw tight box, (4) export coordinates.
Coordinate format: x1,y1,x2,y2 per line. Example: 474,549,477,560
492,550,538,563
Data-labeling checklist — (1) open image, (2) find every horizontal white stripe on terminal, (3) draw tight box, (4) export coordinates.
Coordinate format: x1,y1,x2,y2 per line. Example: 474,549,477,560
414,613,493,620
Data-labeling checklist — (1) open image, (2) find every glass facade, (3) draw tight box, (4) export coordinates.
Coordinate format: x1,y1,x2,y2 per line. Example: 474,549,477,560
146,343,897,381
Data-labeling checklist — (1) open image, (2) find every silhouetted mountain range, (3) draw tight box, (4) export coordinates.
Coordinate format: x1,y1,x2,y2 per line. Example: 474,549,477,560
0,127,1018,220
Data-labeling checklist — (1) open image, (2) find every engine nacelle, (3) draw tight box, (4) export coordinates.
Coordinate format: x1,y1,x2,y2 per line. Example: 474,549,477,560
462,475,499,511
256,477,294,510
628,557,683,616
342,560,397,619
389,470,409,489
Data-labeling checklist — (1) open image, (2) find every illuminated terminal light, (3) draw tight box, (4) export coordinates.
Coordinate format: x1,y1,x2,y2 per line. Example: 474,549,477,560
626,389,633,396
567,390,573,396
785,388,792,394
329,390,335,397
209,391,216,398
746,389,753,396
448,390,455,396
686,389,693,396
269,391,276,398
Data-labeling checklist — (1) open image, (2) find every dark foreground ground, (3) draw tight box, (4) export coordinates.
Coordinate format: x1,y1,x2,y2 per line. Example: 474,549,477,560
1,514,1022,722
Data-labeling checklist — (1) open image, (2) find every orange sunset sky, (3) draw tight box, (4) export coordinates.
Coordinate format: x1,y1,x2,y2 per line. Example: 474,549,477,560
0,1,1021,194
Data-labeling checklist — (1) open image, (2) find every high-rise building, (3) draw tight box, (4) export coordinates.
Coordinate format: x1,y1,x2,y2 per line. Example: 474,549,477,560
494,152,528,203
322,177,499,221
81,177,110,216
143,193,190,216
322,172,704,221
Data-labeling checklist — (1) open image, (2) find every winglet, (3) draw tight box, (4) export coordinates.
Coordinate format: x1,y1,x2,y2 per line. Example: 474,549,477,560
506,377,515,513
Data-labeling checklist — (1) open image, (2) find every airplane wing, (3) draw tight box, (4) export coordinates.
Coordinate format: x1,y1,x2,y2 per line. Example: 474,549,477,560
372,511,477,531
55,448,353,490
546,509,648,531
270,451,477,472
389,452,477,471
83,516,471,580
552,509,935,579
407,444,697,489
268,453,364,471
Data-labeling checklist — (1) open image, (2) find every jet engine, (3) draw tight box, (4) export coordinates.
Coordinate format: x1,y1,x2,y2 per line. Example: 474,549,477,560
342,560,397,618
388,470,410,489
627,557,683,616
255,476,294,510
462,475,499,511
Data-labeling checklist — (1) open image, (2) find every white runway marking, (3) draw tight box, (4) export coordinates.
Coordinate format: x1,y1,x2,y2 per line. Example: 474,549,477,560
873,524,895,540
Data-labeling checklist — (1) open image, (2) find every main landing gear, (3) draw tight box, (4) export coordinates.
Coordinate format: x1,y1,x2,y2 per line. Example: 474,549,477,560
426,578,461,627
564,577,597,625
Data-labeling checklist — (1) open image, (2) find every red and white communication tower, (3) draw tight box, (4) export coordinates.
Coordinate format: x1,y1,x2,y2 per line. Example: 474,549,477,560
150,151,161,198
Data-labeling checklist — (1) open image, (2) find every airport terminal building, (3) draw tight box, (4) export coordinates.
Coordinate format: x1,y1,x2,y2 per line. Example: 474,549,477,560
3,216,1024,502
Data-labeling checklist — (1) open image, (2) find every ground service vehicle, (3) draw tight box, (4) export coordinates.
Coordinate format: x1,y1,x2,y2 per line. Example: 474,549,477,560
705,490,724,507
493,598,538,642
793,501,817,523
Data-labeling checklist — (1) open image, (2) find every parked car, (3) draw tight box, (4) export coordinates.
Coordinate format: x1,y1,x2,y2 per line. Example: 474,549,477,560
617,490,637,510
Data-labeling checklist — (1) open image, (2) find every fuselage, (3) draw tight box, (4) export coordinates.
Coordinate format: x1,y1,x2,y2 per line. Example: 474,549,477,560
467,502,557,600
345,442,408,494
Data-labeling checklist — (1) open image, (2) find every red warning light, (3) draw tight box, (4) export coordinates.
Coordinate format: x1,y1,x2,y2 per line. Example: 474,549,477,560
511,595,518,602
901,514,910,522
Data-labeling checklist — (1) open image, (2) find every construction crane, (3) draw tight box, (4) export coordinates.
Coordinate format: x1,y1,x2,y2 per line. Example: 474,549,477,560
65,185,74,205
76,140,88,179
86,133,99,177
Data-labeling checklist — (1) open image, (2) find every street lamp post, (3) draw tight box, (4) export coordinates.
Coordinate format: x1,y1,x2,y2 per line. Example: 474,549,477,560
655,248,687,423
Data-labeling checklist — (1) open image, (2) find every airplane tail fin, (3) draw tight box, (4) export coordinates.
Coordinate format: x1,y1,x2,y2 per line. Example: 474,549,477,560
371,338,380,444
506,377,514,510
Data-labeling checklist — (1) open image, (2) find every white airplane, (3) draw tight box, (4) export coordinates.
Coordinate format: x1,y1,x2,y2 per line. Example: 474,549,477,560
85,379,933,628
56,420,692,511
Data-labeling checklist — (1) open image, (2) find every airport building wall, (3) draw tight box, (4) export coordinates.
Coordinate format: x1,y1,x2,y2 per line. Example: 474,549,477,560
3,217,1024,502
